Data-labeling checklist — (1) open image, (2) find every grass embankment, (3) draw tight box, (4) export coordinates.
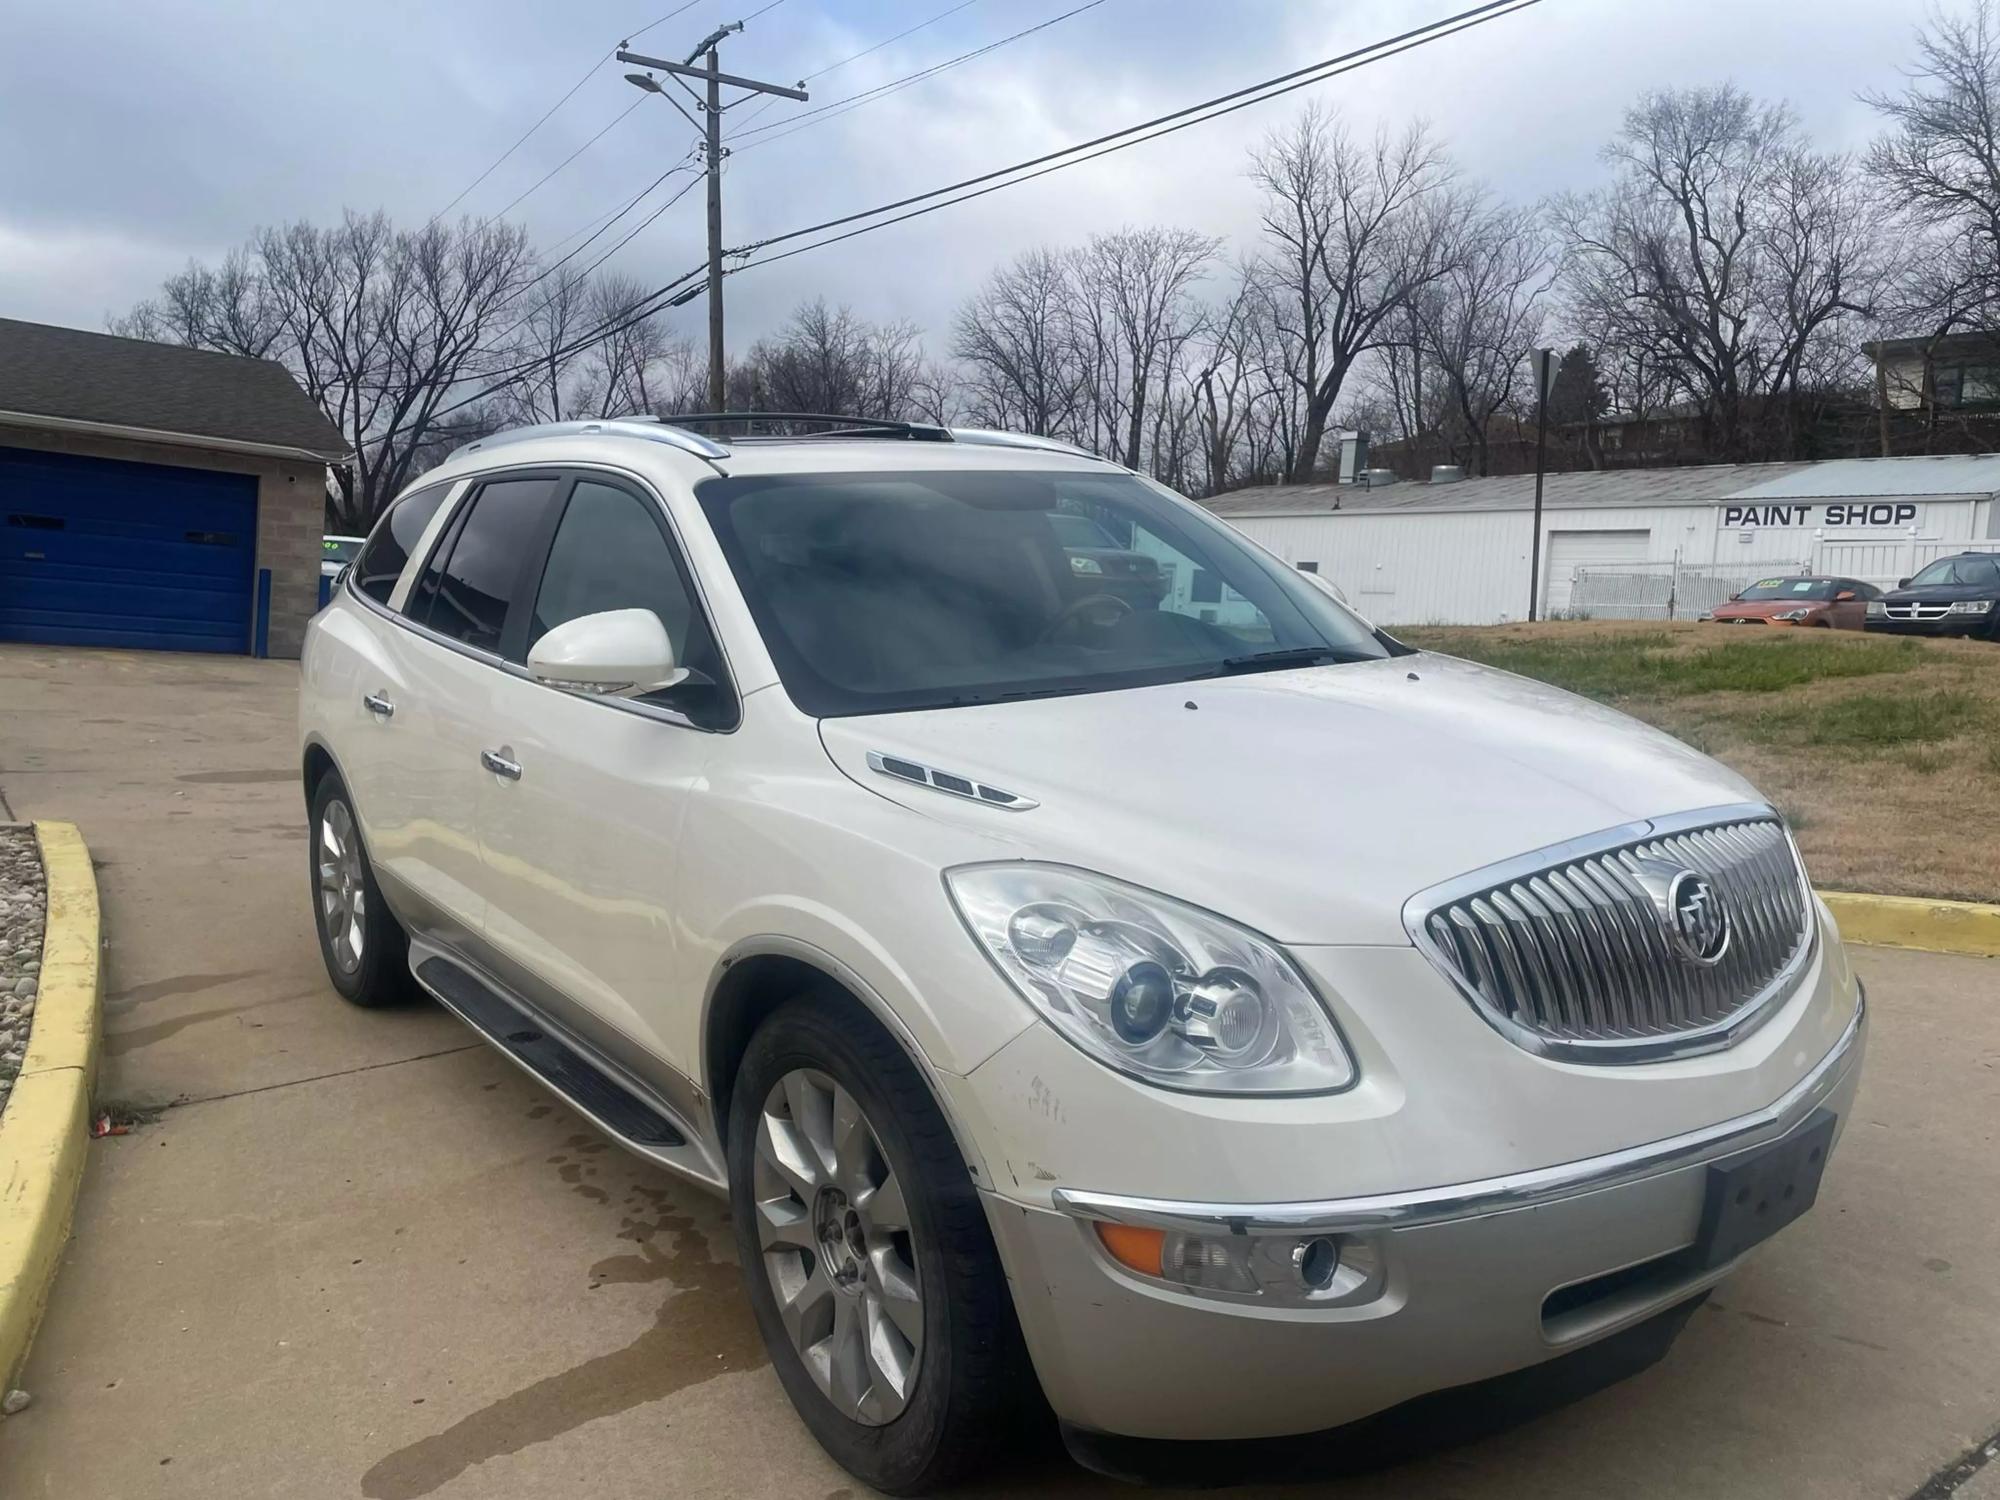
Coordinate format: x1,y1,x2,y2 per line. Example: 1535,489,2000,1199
1398,621,2000,903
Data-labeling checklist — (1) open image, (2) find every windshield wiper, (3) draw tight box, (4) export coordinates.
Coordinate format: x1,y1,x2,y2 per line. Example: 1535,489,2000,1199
1209,646,1360,677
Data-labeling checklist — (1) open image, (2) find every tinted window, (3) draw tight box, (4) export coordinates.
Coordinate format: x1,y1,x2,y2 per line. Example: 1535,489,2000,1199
695,469,1388,717
528,480,733,727
352,485,448,603
407,477,557,652
1909,556,2000,587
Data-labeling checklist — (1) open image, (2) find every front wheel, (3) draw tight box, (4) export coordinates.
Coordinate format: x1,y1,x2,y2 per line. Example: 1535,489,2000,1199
728,997,1030,1494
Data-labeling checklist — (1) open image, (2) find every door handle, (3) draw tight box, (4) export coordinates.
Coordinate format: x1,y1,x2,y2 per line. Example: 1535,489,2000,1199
363,692,394,719
480,748,523,781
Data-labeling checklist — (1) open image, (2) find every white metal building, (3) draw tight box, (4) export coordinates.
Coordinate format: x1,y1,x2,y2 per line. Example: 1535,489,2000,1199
1203,456,2000,626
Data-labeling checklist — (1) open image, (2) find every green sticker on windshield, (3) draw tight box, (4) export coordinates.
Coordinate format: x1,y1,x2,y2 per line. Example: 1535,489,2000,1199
1751,578,1784,589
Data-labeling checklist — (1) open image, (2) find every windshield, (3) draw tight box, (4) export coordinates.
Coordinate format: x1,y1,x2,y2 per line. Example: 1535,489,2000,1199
322,537,363,565
695,468,1392,716
1909,556,2000,587
1738,577,1836,601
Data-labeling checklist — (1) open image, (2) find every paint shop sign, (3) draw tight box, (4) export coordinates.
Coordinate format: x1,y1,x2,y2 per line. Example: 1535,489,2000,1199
1722,502,1919,528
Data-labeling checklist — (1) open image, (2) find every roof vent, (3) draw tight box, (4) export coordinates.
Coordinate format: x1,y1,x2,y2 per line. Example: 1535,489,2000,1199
1430,464,1465,485
1363,468,1397,487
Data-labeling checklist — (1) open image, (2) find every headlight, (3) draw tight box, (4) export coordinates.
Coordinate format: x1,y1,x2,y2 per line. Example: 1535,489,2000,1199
946,865,1355,1094
1069,554,1103,576
1947,599,1995,614
1866,600,1887,616
1773,608,1813,621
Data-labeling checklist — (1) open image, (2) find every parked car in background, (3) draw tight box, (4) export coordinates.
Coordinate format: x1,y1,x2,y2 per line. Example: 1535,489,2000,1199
1048,510,1169,608
322,535,365,580
1707,575,1877,629
300,416,1866,1494
1865,552,2000,640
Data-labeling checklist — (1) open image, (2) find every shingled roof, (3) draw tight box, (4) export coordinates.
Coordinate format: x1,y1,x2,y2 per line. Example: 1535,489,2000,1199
0,318,344,460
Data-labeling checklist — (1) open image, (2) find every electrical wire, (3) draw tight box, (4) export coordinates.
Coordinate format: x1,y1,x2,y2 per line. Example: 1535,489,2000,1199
381,0,1536,443
728,0,1104,148
728,0,984,133
478,97,648,226
727,0,1537,265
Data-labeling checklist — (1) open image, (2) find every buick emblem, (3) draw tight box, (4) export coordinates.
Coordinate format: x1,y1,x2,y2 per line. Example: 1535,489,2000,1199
1628,859,1731,967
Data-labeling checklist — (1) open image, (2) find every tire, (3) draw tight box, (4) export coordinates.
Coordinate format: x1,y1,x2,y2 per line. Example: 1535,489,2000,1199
307,770,415,1007
728,996,1031,1494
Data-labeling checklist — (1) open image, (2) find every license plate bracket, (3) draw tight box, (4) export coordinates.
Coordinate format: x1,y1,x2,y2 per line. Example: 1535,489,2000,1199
1692,1109,1837,1271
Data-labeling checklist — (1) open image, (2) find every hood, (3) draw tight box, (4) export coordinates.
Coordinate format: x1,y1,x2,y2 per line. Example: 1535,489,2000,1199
817,654,1761,945
1713,599,1825,619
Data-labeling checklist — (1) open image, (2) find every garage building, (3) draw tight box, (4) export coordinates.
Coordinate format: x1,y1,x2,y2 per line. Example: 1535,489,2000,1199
0,318,343,657
1204,456,2000,626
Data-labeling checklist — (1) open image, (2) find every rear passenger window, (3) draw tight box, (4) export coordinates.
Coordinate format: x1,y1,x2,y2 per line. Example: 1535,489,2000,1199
352,483,449,604
406,477,558,653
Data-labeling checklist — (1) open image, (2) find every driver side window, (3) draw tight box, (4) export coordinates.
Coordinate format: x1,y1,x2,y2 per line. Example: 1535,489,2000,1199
526,479,736,729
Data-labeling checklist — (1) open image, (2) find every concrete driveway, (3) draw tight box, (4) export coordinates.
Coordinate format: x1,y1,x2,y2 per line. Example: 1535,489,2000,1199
0,641,1996,1500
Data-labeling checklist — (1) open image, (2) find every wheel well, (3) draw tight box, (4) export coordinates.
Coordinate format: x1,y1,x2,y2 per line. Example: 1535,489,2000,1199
303,743,336,805
705,954,888,1150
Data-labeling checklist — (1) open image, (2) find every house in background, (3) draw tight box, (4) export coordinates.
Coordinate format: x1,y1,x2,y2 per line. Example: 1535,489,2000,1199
0,318,344,657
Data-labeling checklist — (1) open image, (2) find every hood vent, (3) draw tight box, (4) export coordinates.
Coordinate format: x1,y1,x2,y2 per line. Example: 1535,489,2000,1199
866,751,1039,811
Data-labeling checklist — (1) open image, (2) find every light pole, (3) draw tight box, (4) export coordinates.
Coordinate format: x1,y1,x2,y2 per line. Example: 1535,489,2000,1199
1527,347,1558,622
619,35,807,409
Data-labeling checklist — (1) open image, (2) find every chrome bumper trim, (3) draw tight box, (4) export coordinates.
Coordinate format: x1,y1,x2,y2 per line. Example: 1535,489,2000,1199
1052,985,1865,1237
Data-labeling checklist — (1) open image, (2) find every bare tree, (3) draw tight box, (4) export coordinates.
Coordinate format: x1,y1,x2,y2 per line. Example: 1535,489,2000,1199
1075,227,1220,467
951,247,1088,437
1556,85,1878,460
1250,105,1459,481
1409,198,1556,474
499,266,597,426
112,250,282,358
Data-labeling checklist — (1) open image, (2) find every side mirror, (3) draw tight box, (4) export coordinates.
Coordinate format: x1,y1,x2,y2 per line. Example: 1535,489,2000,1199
1835,589,1856,601
527,608,685,699
1897,577,1911,588
1728,592,1741,601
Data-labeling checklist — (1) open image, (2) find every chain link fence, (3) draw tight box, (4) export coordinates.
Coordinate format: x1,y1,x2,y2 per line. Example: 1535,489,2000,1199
1563,560,1806,621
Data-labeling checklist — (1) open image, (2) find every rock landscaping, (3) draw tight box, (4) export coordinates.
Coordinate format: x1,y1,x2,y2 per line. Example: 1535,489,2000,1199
0,825,44,1120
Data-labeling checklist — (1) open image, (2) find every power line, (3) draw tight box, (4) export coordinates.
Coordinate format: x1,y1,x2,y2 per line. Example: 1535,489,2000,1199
729,0,984,133
384,0,1536,445
479,96,647,226
728,0,1104,149
728,0,1537,267
423,0,703,225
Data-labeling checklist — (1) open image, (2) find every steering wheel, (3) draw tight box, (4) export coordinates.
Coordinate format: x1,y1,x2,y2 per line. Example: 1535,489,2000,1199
1039,591,1134,644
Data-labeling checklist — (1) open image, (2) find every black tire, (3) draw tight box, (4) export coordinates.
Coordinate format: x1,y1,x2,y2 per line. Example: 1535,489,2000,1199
728,995,1031,1494
307,769,415,1008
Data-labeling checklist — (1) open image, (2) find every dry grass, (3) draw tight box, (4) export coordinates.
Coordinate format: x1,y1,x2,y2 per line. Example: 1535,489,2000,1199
1400,620,2000,903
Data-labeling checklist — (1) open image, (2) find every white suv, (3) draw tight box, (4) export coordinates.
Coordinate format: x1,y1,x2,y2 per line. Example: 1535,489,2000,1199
299,416,1866,1492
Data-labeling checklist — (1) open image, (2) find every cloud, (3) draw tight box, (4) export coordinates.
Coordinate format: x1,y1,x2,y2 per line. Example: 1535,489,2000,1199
0,0,1937,347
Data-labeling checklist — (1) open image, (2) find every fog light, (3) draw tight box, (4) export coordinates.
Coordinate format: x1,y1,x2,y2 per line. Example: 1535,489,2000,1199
1294,1236,1340,1291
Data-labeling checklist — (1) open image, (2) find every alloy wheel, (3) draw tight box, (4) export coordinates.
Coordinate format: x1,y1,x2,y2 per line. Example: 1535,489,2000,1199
317,798,367,973
753,1068,925,1426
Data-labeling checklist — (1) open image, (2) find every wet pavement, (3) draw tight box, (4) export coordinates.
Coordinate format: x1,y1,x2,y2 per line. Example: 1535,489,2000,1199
0,643,1995,1499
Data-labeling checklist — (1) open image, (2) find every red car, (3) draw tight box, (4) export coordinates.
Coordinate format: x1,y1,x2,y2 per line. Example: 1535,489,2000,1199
1707,575,1879,629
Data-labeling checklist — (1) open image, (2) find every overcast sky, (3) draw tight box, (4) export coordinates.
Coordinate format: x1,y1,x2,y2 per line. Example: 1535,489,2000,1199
0,0,1931,353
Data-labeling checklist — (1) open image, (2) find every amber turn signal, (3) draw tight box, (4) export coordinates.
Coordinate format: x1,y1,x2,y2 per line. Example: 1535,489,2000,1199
1094,1221,1167,1277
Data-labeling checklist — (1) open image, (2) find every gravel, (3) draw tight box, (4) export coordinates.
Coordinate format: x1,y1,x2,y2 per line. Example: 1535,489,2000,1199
0,826,45,1121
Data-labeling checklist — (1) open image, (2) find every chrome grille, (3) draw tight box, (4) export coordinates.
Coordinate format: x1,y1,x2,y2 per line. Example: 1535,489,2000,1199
1409,810,1813,1063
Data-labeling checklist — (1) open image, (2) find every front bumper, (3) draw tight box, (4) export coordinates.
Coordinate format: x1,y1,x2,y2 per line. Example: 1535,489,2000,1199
982,992,1866,1442
1865,613,1990,637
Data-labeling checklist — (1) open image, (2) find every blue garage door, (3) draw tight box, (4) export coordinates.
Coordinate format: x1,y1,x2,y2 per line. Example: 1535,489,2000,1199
0,447,258,653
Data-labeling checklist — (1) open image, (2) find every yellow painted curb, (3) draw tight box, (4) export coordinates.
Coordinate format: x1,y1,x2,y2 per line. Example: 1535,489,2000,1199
1820,889,2000,960
0,821,101,1390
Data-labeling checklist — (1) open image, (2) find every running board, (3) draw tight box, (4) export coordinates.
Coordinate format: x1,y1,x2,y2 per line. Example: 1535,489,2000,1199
409,947,725,1189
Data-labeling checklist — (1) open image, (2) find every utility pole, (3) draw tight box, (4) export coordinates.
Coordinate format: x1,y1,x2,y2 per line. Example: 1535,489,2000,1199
618,31,807,410
1527,347,1558,623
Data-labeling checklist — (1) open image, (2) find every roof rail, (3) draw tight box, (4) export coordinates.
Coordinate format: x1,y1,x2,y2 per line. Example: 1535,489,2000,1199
947,428,1108,461
447,417,730,463
662,412,954,442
